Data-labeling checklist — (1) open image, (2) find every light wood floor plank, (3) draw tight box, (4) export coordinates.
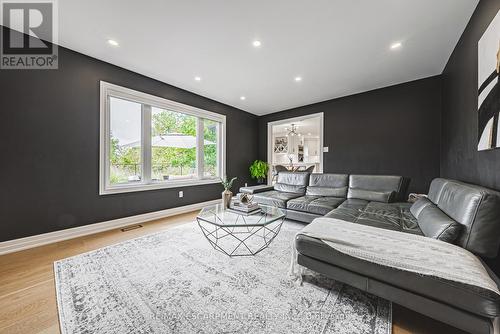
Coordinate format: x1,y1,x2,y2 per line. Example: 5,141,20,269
0,211,465,333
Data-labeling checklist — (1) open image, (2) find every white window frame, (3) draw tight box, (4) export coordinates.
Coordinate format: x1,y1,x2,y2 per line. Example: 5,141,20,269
99,81,226,195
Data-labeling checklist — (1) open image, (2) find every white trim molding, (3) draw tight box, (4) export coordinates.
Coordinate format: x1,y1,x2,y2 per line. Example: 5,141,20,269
0,199,221,256
267,112,325,184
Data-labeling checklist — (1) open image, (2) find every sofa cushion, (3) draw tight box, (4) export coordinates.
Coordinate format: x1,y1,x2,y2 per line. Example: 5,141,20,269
427,178,500,258
325,202,423,235
296,234,500,318
286,195,319,212
274,183,306,194
308,197,345,215
306,173,349,197
287,196,345,216
409,197,433,218
252,190,302,208
338,198,369,209
306,186,348,197
348,188,394,203
324,206,359,221
347,175,406,203
417,202,462,243
273,172,309,194
427,178,449,203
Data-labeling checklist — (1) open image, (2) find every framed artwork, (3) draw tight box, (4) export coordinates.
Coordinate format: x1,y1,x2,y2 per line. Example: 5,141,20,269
274,136,288,153
478,9,500,151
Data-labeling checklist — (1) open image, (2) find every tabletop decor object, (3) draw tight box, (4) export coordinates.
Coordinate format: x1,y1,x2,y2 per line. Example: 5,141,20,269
229,193,259,214
220,176,237,208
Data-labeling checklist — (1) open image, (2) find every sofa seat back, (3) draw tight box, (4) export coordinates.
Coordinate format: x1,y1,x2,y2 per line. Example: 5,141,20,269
347,175,408,203
274,172,310,194
422,178,500,258
306,173,349,197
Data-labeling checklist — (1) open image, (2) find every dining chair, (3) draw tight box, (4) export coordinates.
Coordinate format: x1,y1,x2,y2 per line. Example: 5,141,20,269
304,165,315,173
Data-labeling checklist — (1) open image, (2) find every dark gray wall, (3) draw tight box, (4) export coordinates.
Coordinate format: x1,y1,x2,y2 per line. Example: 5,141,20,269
0,27,259,242
258,76,443,194
441,0,500,190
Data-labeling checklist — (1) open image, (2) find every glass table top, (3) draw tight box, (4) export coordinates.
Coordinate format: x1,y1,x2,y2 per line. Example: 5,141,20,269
197,203,286,227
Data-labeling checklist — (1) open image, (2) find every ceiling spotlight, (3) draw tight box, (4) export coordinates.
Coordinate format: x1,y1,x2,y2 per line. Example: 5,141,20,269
252,40,262,47
294,76,302,82
194,76,202,81
390,42,402,50
240,96,246,100
107,39,119,47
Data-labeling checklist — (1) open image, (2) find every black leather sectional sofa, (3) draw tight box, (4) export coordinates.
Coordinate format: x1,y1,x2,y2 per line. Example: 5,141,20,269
241,172,500,334
242,172,411,226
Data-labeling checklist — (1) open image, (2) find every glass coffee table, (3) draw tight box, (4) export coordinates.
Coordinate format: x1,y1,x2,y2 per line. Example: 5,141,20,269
196,204,286,256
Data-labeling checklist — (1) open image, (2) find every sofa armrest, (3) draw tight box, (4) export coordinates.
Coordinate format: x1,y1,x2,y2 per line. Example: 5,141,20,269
239,185,274,194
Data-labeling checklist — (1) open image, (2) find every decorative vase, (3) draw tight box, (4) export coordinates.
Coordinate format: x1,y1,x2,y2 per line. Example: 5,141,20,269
222,190,232,208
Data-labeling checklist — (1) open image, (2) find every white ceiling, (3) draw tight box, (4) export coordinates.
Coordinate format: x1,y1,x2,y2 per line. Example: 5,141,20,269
13,0,480,115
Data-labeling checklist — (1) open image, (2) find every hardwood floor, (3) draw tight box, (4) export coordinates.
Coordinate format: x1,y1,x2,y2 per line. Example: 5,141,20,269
0,211,466,334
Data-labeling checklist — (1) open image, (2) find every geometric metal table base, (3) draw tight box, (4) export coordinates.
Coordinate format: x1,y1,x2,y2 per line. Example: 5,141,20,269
197,211,286,257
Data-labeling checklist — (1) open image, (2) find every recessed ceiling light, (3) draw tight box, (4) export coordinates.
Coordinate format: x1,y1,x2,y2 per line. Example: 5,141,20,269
107,39,119,47
307,133,311,136
294,76,302,82
252,40,262,47
390,42,402,50
240,96,246,100
194,76,202,81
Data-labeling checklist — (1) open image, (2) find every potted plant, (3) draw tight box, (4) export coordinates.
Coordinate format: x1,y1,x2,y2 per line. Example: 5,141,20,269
220,176,237,208
249,160,269,184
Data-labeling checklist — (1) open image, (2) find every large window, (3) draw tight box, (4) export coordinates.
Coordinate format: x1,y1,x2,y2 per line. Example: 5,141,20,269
100,81,225,194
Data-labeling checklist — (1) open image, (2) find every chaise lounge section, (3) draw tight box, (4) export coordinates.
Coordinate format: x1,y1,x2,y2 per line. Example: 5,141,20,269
242,173,500,333
297,178,500,334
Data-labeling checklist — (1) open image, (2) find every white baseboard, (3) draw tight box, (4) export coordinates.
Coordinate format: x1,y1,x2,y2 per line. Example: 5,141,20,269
0,199,221,256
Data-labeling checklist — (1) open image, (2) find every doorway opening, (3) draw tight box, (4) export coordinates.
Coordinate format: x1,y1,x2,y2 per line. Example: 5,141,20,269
267,113,324,184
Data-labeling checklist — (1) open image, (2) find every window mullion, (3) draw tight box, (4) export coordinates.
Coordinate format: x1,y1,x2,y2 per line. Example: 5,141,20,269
197,118,204,180
104,95,111,189
142,104,152,184
217,122,221,178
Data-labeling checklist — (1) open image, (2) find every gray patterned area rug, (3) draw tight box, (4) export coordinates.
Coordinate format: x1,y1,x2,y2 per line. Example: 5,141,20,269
54,220,391,334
